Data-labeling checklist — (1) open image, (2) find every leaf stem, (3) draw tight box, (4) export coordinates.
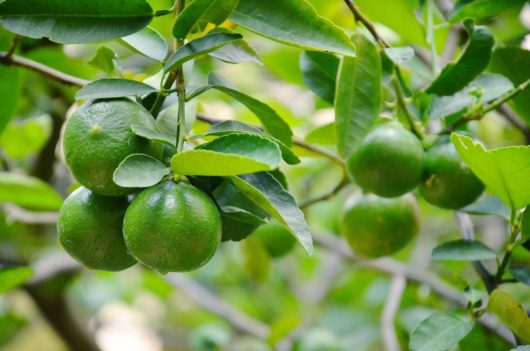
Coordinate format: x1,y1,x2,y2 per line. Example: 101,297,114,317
343,0,389,48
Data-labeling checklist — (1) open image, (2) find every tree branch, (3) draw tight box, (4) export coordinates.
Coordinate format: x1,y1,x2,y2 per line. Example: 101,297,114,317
343,0,389,47
0,51,88,87
165,274,270,339
381,274,406,351
455,213,497,293
313,233,516,344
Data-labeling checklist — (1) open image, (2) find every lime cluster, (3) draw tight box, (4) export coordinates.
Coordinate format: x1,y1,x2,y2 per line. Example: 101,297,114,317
58,100,296,272
58,100,222,272
342,122,485,258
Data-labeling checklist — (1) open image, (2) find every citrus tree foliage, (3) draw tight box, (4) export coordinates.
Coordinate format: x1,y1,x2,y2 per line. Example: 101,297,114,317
0,0,530,350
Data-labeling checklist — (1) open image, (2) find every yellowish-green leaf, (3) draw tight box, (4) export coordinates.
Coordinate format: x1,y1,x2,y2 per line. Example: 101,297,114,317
488,289,530,344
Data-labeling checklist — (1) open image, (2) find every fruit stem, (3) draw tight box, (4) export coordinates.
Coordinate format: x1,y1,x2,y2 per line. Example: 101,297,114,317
391,75,425,140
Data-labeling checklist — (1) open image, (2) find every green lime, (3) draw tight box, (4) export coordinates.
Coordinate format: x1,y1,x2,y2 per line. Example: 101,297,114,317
63,99,155,197
123,181,222,272
253,221,296,258
419,142,484,209
347,122,424,197
57,187,136,271
341,194,420,258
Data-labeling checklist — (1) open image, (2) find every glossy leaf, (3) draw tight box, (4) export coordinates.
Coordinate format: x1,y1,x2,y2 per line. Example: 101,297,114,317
113,154,170,188
171,134,281,176
452,133,530,210
335,33,382,158
206,73,293,146
208,39,262,65
410,313,474,351
450,0,526,23
488,289,530,344
76,79,157,100
490,47,530,123
164,32,242,73
0,0,153,44
300,51,339,104
121,26,168,62
0,65,20,133
131,110,174,147
228,172,313,254
430,73,514,120
460,195,510,220
384,46,415,65
0,114,52,160
0,172,62,210
87,46,118,74
230,0,355,56
0,266,33,294
173,0,239,39
427,22,494,96
205,121,300,165
431,240,497,261
509,266,530,286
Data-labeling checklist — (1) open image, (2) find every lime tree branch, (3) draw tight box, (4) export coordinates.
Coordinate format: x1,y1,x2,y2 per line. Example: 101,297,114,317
0,51,89,87
343,0,389,48
381,274,406,351
314,233,516,344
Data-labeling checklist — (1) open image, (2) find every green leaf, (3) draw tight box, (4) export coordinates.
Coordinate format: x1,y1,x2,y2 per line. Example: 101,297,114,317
205,121,300,165
0,266,33,294
429,73,514,120
384,46,415,65
0,65,20,133
0,172,63,210
121,26,168,62
171,134,281,176
173,0,239,39
409,313,474,351
354,0,426,45
450,0,527,23
164,32,242,73
488,289,530,344
489,47,530,124
228,172,313,254
304,123,336,145
76,79,157,100
431,240,497,261
229,0,355,57
460,195,510,220
242,236,271,283
208,38,262,65
451,133,530,210
0,313,26,347
87,46,118,75
509,266,530,286
206,73,293,146
0,0,153,44
335,33,382,158
427,21,494,96
113,154,170,188
300,51,339,104
0,114,52,160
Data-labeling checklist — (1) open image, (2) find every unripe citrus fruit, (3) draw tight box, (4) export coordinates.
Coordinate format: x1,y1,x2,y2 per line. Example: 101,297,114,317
342,194,420,258
347,122,424,197
123,181,222,272
57,187,136,271
63,99,155,197
253,221,296,258
419,142,484,209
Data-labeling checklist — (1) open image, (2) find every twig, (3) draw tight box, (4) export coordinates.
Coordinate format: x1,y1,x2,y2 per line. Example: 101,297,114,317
391,75,425,139
434,0,453,20
381,274,406,351
165,274,270,339
455,213,496,293
3,204,58,224
343,0,389,47
299,177,349,209
0,51,88,87
497,105,530,144
313,233,516,344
